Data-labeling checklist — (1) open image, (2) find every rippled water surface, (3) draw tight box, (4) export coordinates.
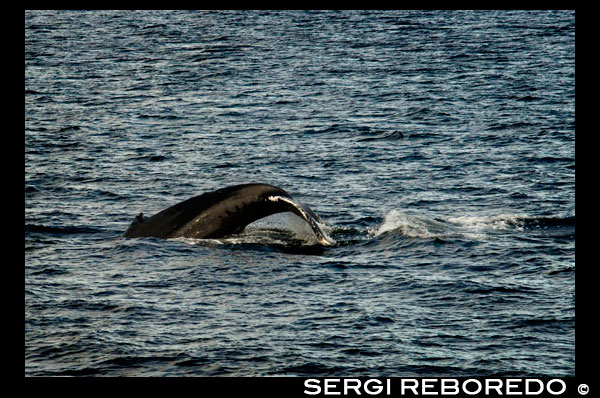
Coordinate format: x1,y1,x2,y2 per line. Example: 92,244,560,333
25,10,574,376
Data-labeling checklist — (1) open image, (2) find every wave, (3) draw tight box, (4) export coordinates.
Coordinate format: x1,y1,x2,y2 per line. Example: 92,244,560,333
25,224,103,235
303,123,444,143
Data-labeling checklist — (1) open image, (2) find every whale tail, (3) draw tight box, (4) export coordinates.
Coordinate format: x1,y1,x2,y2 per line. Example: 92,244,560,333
124,183,333,246
266,195,333,246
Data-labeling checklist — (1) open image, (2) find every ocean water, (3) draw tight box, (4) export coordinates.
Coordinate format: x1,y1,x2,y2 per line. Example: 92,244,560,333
25,10,575,376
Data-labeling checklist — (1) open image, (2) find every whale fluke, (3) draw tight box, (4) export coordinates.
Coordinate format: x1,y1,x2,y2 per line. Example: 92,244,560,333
124,183,332,245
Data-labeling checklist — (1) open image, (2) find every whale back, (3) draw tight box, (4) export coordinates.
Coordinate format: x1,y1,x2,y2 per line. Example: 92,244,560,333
123,183,331,244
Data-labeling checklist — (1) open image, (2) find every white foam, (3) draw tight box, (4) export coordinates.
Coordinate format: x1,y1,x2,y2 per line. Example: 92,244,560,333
446,214,527,231
373,210,528,240
267,195,310,221
373,210,446,239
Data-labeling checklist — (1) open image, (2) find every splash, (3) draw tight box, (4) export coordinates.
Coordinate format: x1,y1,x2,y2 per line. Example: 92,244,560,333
372,210,448,239
372,210,532,241
446,214,528,231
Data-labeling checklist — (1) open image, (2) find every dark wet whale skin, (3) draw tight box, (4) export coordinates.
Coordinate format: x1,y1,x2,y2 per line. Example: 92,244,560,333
123,183,329,244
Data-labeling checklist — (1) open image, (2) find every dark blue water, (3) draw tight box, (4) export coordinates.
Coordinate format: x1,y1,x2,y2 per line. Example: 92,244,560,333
25,10,574,376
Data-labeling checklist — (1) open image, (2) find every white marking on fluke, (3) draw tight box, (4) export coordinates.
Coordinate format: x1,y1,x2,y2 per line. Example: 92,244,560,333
267,195,333,245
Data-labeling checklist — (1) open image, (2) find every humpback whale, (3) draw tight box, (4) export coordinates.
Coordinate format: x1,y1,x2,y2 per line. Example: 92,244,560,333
123,183,332,245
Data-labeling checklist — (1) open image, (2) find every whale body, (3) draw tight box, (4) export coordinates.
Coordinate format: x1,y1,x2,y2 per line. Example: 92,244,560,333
123,183,331,245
